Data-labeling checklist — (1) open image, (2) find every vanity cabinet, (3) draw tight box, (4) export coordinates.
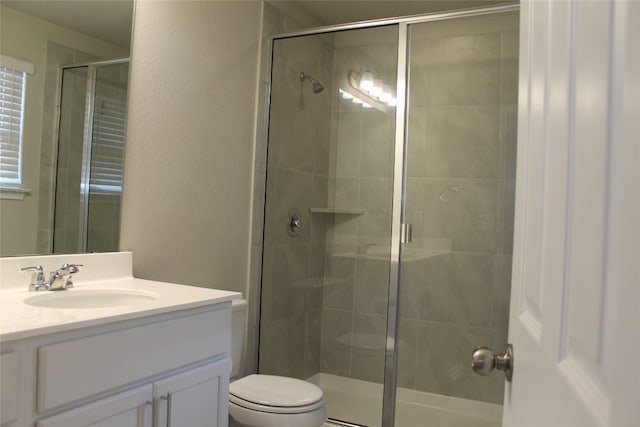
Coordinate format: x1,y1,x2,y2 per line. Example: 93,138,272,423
37,359,230,427
1,302,232,427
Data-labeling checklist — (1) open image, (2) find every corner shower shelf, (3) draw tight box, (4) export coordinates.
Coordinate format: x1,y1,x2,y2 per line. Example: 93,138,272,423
309,207,366,215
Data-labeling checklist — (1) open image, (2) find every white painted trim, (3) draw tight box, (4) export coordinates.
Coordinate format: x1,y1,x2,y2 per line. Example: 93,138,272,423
0,187,31,200
0,54,34,74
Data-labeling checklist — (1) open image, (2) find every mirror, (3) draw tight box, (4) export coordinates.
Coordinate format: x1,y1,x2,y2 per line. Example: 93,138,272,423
0,0,134,256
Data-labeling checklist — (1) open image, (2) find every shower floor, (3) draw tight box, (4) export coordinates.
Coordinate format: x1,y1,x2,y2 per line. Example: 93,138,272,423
310,373,502,427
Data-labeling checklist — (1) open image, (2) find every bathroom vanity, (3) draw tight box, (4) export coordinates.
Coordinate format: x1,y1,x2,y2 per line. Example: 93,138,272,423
0,252,239,427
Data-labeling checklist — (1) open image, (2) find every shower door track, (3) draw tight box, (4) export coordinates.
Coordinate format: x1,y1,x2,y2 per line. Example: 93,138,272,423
327,419,369,427
262,4,520,426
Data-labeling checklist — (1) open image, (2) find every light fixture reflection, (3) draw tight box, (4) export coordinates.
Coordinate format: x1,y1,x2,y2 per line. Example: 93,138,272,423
348,70,397,109
359,71,374,91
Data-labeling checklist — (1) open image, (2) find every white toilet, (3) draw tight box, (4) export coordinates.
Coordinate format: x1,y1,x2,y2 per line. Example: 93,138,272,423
229,299,327,427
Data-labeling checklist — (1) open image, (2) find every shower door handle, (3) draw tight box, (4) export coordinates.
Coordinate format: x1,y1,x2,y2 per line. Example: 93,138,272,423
471,344,513,382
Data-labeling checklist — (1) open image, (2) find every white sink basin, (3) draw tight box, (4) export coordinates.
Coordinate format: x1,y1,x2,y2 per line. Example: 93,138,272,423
24,289,159,309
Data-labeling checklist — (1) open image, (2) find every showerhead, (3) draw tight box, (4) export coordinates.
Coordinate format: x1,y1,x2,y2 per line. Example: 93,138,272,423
300,72,324,93
312,81,324,93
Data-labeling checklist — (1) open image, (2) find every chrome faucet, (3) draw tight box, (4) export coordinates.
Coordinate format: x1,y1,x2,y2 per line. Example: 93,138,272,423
20,263,83,291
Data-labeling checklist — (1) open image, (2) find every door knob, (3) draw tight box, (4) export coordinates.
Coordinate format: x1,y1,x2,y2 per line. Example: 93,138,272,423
471,343,513,382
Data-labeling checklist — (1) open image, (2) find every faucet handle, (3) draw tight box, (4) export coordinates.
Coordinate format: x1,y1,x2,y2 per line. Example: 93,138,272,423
49,263,83,290
19,265,47,291
61,263,83,274
19,264,43,272
19,265,44,278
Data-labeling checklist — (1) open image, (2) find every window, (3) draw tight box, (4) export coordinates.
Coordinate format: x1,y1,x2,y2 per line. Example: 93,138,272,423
89,95,127,194
0,54,34,188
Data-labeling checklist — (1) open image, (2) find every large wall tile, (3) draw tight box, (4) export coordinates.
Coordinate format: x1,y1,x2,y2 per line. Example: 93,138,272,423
354,258,390,315
260,314,307,379
499,31,519,105
414,321,492,401
418,252,493,327
425,105,499,179
360,110,394,178
425,34,500,106
410,178,498,252
491,254,512,330
320,309,353,376
271,243,310,320
350,313,387,383
324,255,356,311
334,177,360,210
397,318,419,388
305,310,323,378
406,107,428,178
335,111,363,178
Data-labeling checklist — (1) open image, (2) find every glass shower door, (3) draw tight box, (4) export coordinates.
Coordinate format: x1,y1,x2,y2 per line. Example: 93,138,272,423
258,25,399,426
395,11,519,427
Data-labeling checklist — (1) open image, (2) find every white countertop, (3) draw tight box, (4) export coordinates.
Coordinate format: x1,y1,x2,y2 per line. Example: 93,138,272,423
0,252,240,342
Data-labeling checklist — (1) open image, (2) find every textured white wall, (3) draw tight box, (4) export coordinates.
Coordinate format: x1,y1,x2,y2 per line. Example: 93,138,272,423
120,1,262,293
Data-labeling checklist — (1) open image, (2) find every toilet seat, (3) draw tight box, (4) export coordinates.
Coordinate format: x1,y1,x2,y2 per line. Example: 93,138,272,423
229,374,324,414
230,394,324,414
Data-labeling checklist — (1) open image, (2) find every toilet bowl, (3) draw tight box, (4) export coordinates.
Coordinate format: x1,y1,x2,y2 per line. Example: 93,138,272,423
229,299,326,427
229,374,326,427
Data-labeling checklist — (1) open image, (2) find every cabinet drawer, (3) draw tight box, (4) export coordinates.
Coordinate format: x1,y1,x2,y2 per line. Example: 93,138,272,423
37,306,231,412
36,385,152,427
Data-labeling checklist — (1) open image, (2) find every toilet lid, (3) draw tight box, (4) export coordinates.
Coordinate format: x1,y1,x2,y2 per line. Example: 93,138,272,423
230,375,324,408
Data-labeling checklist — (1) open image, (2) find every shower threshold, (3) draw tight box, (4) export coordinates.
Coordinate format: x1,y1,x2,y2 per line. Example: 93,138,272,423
310,373,502,427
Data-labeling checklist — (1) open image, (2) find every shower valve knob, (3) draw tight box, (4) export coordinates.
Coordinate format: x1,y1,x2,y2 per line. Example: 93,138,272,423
471,344,513,382
286,209,303,237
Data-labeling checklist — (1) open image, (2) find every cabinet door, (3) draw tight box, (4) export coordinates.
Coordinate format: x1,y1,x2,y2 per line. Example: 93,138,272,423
154,359,231,427
37,385,153,427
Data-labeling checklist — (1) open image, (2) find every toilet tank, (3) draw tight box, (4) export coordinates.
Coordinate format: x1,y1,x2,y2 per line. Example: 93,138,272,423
231,299,248,379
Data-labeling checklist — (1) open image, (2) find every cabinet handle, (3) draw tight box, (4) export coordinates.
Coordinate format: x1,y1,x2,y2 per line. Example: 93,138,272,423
138,401,153,427
152,393,173,427
161,393,173,427
152,396,162,427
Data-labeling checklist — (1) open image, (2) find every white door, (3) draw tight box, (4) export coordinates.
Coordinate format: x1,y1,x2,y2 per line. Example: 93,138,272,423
502,0,639,426
153,359,231,427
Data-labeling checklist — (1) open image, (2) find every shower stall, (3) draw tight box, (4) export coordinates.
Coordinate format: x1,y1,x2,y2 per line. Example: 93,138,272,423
258,4,519,426
52,59,129,254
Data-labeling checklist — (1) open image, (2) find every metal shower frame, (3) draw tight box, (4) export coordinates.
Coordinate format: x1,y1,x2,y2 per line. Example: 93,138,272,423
259,3,520,426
